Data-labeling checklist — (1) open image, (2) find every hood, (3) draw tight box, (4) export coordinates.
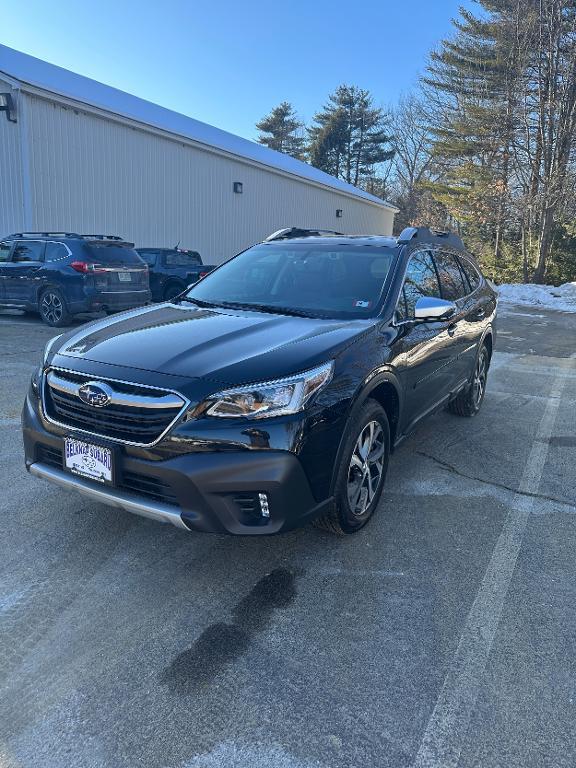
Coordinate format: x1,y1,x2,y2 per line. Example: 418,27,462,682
53,303,374,385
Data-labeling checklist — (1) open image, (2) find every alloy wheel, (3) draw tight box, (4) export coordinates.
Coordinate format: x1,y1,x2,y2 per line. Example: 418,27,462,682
41,292,63,324
347,420,386,517
473,350,488,407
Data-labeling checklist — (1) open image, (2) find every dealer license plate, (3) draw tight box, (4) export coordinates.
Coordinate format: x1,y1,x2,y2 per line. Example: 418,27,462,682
118,271,132,282
64,438,113,484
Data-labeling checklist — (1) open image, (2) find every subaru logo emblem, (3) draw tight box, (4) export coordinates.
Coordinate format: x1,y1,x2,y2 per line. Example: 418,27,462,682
77,381,113,408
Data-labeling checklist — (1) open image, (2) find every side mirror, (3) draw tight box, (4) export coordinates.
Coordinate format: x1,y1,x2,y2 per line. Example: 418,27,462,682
414,296,456,321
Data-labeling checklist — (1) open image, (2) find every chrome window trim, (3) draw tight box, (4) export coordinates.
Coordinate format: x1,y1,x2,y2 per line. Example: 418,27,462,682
41,366,191,448
45,240,73,262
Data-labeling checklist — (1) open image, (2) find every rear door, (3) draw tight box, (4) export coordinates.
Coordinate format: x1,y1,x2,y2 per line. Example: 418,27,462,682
431,249,471,384
0,240,13,301
3,240,45,304
393,249,462,429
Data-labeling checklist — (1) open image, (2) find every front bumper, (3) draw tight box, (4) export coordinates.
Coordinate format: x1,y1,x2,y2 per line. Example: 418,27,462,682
22,393,330,535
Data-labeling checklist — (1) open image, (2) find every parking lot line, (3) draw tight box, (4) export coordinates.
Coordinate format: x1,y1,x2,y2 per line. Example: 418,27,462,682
411,363,572,768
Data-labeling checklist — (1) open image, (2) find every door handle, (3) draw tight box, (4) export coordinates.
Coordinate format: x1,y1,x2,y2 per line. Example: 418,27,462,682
448,323,457,337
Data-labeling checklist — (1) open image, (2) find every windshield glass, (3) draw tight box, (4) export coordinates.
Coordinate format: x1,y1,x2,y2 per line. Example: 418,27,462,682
186,243,396,319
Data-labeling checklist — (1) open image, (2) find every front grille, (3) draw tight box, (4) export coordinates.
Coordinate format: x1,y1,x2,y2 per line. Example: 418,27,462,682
43,368,187,445
35,443,178,507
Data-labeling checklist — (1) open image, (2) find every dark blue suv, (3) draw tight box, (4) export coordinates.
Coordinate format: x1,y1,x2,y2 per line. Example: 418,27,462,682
0,233,151,326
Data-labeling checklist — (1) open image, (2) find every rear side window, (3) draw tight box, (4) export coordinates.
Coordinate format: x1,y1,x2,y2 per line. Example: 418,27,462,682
459,256,481,292
398,250,442,319
12,241,45,262
434,251,467,301
165,251,202,267
137,250,160,266
84,245,144,265
0,241,11,262
45,242,69,262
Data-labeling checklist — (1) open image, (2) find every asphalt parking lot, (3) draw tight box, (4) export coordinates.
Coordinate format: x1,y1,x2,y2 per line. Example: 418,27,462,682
1,305,575,768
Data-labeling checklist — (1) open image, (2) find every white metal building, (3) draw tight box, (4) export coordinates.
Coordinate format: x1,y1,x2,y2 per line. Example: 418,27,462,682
0,45,397,264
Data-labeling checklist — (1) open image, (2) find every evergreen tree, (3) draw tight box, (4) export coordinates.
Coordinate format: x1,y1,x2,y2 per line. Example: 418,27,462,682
256,102,306,160
308,85,394,191
422,0,576,283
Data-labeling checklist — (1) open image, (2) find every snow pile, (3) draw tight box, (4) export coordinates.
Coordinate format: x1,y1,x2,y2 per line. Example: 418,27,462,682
497,282,576,313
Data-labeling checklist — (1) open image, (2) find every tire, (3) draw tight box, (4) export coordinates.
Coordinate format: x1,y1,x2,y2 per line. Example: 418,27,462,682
314,399,390,535
448,344,490,417
163,282,185,301
38,288,73,327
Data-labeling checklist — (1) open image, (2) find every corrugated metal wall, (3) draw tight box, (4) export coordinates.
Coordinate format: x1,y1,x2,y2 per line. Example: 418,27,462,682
23,93,394,263
0,80,25,236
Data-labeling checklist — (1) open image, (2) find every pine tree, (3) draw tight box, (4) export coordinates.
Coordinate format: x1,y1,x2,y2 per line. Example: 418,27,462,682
256,102,306,160
422,0,576,283
308,85,394,191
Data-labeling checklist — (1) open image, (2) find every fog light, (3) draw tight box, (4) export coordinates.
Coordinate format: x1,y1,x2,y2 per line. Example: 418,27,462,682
258,492,270,518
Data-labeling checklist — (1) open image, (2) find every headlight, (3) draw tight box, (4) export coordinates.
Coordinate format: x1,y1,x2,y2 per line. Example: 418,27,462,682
205,361,334,419
42,334,63,365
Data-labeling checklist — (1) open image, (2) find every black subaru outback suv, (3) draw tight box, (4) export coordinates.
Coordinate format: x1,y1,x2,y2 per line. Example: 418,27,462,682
0,233,150,326
22,227,497,535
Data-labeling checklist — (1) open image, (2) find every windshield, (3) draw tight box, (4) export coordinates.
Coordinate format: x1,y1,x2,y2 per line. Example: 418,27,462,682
185,243,396,319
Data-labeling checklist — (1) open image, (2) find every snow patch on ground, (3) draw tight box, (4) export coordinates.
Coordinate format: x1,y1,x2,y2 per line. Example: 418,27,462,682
497,282,576,313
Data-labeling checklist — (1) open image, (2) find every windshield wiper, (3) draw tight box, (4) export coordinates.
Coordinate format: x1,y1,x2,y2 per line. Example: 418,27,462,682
176,297,218,308
214,301,318,318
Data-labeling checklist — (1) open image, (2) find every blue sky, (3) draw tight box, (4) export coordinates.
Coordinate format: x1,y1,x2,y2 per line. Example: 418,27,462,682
1,0,473,140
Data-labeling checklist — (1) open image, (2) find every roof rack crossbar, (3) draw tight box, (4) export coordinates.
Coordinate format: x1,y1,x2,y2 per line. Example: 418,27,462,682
265,227,344,241
397,226,464,249
80,234,124,241
8,231,82,239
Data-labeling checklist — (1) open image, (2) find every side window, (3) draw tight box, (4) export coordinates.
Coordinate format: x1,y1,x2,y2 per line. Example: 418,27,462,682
459,256,481,292
0,241,11,262
165,251,202,267
138,250,160,266
433,251,467,301
402,250,442,318
45,242,69,262
12,241,45,262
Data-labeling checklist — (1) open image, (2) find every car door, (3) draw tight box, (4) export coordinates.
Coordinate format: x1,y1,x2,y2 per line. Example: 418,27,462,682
0,240,13,301
3,239,46,304
392,249,463,431
431,249,471,384
455,253,490,375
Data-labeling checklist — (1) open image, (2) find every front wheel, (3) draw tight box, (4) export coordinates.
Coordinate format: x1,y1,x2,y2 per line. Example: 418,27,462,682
448,344,490,417
39,288,73,327
314,400,390,535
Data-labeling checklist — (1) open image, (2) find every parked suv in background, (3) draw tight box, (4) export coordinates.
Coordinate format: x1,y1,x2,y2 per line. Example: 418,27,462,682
136,247,216,301
0,233,151,326
23,227,497,536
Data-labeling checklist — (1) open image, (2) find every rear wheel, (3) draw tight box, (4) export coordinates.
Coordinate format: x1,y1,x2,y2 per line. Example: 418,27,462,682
163,282,185,301
39,288,73,327
314,400,390,535
448,344,490,417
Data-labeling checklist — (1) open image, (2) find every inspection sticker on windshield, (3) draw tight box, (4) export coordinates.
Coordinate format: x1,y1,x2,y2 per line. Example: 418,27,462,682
64,438,113,484
353,299,372,308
